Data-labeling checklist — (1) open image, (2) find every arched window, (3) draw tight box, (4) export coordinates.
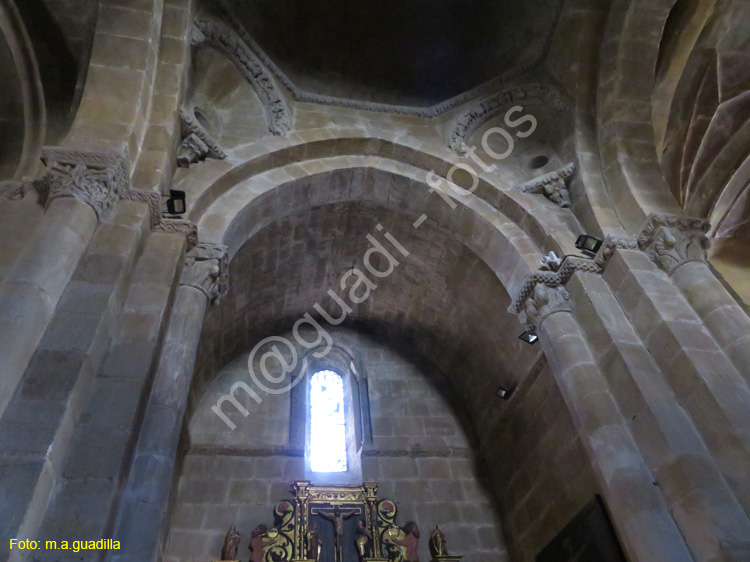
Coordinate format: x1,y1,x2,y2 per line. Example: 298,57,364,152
309,370,348,473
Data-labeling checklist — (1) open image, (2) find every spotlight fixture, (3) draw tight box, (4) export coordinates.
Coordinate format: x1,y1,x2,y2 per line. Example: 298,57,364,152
496,385,515,400
575,234,603,256
519,330,539,345
165,190,187,215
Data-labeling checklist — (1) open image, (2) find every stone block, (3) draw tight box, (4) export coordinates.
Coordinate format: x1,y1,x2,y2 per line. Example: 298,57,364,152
62,425,131,479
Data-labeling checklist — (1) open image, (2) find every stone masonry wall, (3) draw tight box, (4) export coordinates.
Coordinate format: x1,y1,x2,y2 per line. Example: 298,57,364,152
165,328,508,562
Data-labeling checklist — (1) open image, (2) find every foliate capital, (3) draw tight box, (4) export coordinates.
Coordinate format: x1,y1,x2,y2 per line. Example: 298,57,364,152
181,243,229,305
638,213,710,275
42,147,129,221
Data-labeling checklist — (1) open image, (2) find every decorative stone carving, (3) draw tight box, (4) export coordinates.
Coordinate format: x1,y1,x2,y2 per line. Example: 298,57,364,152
177,107,227,168
448,85,569,154
519,162,576,208
0,177,47,200
540,251,563,271
192,16,292,135
593,236,639,269
42,147,129,221
638,213,711,275
509,256,602,317
155,218,199,249
122,188,161,228
181,243,229,304
520,283,573,329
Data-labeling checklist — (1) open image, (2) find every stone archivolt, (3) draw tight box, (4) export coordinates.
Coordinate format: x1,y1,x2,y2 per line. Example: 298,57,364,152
192,16,292,136
519,162,576,208
181,243,229,304
638,213,711,275
42,147,129,221
447,84,569,154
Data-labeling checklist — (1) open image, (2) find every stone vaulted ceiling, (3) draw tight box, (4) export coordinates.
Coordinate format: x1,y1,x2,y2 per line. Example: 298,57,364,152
218,0,562,109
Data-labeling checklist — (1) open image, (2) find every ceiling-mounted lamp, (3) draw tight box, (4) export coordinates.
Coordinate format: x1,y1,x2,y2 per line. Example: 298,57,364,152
518,330,539,345
575,234,603,256
165,189,187,215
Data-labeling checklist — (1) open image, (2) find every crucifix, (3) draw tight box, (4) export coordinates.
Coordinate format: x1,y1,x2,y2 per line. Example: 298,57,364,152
318,505,359,562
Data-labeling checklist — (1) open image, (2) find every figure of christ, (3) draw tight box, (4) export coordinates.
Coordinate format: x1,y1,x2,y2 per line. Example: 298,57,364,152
318,506,359,562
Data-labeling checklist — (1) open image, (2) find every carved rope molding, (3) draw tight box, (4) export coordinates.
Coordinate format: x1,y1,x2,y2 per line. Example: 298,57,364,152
519,162,576,208
155,218,199,249
447,84,570,154
181,242,229,305
42,147,129,221
192,16,291,136
638,213,711,276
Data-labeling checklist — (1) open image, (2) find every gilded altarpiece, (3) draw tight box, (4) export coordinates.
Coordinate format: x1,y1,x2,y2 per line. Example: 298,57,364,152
250,481,415,562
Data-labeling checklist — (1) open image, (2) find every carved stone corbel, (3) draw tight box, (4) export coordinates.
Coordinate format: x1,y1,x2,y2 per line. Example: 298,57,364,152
519,162,576,208
42,147,129,221
638,213,710,275
177,107,227,168
181,243,229,304
593,236,639,269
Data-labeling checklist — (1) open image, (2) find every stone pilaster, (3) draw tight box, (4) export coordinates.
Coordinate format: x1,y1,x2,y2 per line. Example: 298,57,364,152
43,147,129,222
511,267,694,562
180,243,229,304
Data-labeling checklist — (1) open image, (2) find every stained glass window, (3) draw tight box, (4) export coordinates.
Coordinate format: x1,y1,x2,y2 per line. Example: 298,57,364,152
309,370,348,473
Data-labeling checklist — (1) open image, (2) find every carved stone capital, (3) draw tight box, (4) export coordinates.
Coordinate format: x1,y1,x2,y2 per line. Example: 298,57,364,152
638,213,710,275
519,162,575,208
122,188,161,228
42,147,129,221
181,243,229,304
519,284,573,329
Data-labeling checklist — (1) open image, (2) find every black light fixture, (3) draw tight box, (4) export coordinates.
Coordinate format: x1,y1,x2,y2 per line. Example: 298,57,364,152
496,385,515,400
518,330,539,345
575,234,604,256
165,189,187,215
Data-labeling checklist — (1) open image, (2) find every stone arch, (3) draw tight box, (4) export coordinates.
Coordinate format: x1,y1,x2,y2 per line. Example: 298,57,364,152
596,0,683,233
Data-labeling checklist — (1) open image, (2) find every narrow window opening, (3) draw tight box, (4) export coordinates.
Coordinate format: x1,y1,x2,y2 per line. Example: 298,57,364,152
309,370,347,473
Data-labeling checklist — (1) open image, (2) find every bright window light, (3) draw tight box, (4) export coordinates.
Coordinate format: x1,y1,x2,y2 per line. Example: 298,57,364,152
309,370,347,473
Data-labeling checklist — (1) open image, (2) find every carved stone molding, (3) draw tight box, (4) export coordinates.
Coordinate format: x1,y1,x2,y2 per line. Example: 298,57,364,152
177,107,226,168
519,162,576,208
593,236,639,269
638,213,711,275
155,218,199,249
192,16,291,136
448,85,570,154
509,256,603,317
122,188,161,228
42,147,129,221
0,177,47,200
181,243,229,304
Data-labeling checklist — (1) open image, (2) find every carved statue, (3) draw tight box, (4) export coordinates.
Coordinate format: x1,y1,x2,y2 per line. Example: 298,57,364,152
249,524,269,562
319,506,358,562
354,518,372,560
429,526,448,556
390,521,420,562
519,163,576,208
305,524,322,561
221,526,241,560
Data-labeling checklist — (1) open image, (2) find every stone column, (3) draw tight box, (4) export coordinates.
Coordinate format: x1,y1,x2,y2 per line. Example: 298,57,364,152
513,278,694,562
108,243,228,562
568,270,750,561
639,214,750,378
0,148,128,417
